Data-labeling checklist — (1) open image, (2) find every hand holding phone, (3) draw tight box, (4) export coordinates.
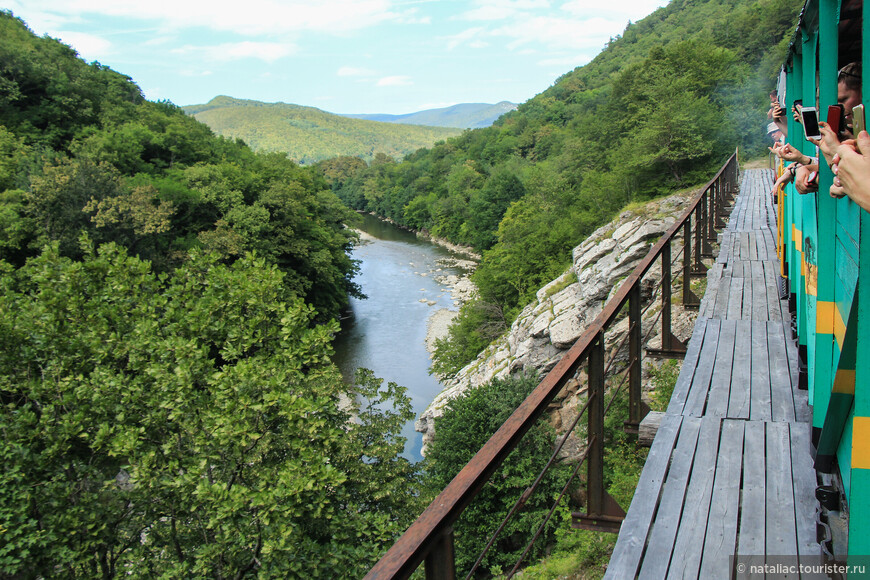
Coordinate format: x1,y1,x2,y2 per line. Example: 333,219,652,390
801,107,821,140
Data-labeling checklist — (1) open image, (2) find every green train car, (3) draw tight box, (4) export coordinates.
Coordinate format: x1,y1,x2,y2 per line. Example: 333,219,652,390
776,0,870,563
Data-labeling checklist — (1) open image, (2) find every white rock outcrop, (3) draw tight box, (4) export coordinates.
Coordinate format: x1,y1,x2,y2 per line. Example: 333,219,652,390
416,192,700,453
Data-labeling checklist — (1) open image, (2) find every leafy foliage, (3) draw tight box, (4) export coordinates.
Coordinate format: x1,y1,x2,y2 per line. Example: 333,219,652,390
0,11,361,321
0,12,423,577
0,244,419,578
422,375,571,576
184,96,463,165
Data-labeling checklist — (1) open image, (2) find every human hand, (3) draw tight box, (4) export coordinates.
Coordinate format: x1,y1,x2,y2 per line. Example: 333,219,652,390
833,131,870,210
809,122,842,165
793,105,803,124
773,143,808,163
795,164,819,194
771,104,786,120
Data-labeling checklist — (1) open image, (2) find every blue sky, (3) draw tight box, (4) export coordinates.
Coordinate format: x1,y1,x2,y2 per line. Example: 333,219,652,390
4,0,668,115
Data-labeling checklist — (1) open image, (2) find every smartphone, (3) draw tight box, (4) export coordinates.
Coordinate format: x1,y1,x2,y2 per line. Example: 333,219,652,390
854,104,866,135
801,106,821,140
827,104,845,135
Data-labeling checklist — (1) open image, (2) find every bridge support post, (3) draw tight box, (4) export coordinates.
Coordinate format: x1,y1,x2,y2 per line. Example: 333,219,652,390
424,527,456,580
682,220,701,310
574,332,625,533
625,285,649,434
714,180,727,229
692,204,709,275
647,240,687,358
700,189,715,259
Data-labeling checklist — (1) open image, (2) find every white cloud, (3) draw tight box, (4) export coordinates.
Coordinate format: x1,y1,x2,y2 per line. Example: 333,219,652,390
173,41,296,62
337,66,377,77
11,0,402,35
52,30,112,60
377,75,413,86
560,0,666,20
444,27,487,50
537,54,590,67
494,15,622,51
460,0,551,21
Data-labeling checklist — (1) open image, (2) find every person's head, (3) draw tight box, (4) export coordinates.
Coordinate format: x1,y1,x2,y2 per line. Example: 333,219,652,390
766,122,783,142
838,62,862,120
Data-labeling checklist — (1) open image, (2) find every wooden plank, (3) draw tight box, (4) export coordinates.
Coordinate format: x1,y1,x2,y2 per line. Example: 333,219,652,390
737,421,766,559
717,232,732,264
667,319,708,415
740,232,751,261
763,261,783,321
666,417,722,580
705,319,736,416
766,421,799,557
742,276,753,320
699,264,724,319
604,415,684,580
789,422,820,559
698,420,744,578
750,320,772,420
767,321,796,423
727,321,752,418
751,261,768,321
757,227,769,260
712,276,732,319
726,275,744,320
749,231,758,261
782,319,800,395
636,417,702,580
683,319,720,417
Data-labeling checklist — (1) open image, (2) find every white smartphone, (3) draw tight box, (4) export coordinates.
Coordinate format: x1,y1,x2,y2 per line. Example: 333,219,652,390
801,106,821,140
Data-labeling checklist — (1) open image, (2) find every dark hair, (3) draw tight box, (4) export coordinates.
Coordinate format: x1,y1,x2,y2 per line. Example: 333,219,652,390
839,62,862,92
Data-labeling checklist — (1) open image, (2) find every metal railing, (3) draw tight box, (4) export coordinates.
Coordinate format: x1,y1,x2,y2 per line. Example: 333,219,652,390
365,150,739,579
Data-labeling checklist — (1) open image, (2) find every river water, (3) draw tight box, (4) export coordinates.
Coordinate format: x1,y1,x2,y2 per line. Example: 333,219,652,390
331,213,468,460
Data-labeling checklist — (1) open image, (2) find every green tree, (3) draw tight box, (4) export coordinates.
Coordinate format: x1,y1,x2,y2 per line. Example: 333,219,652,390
423,374,571,576
0,243,417,578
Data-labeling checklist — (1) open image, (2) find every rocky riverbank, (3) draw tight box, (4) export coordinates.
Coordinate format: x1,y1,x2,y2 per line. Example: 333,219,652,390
415,191,703,453
424,258,478,351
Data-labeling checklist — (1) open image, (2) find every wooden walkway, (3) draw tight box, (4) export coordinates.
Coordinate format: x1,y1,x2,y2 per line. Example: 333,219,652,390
604,170,819,579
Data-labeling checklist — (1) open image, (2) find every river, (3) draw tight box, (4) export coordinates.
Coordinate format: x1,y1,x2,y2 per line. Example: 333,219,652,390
331,213,469,461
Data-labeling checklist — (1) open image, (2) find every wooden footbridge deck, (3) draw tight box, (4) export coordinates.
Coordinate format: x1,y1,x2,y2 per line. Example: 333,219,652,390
605,169,820,579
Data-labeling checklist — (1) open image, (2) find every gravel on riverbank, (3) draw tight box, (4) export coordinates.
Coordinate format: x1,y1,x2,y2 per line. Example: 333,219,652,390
425,308,459,353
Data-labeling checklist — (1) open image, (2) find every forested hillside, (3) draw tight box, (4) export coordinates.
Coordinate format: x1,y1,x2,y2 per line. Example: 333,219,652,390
327,0,800,374
183,96,462,164
0,12,421,577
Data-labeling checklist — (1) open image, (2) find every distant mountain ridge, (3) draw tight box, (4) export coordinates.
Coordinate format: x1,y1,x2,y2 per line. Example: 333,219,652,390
182,96,463,164
342,101,518,128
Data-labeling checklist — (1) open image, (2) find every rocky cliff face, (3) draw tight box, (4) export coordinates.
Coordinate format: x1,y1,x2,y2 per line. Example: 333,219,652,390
416,191,701,452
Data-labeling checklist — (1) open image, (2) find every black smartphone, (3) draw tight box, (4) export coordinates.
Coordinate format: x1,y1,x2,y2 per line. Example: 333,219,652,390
827,104,845,135
801,107,821,140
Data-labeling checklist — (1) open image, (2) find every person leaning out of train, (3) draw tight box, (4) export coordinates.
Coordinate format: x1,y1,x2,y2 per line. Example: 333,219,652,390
768,140,819,195
830,131,870,212
768,91,789,137
809,62,863,165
